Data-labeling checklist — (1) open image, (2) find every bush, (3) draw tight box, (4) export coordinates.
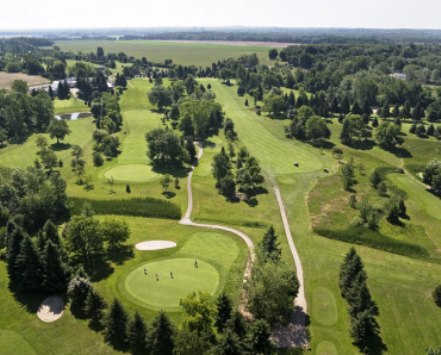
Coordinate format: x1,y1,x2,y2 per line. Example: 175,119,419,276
433,285,441,307
70,197,181,220
93,152,104,167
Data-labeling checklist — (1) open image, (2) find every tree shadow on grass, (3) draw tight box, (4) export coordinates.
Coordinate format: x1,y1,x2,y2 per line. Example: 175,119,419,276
151,164,191,178
348,139,376,151
51,142,71,151
90,260,114,282
385,146,413,158
107,245,134,265
162,191,176,199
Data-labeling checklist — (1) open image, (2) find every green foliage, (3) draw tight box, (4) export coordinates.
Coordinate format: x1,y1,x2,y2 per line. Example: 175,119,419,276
41,240,69,292
67,272,93,317
248,259,299,325
146,128,186,167
423,159,441,195
148,311,174,355
375,121,404,150
215,293,233,333
70,197,181,220
341,161,356,191
48,119,71,144
13,235,42,290
259,226,281,262
246,319,273,354
179,97,224,138
104,299,129,347
127,312,148,352
148,85,172,111
84,288,107,328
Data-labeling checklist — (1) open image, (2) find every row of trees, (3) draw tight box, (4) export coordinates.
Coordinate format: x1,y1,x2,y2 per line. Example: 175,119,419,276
339,248,383,353
67,267,273,354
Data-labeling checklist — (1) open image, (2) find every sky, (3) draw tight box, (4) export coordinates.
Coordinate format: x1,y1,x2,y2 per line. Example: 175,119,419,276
1,0,440,30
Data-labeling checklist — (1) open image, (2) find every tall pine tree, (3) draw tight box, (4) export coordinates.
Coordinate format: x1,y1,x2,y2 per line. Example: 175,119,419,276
127,312,148,352
14,235,42,291
41,240,69,292
104,299,129,347
148,311,174,355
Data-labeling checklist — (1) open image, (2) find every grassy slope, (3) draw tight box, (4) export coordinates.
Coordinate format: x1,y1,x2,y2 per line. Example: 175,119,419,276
206,80,441,354
53,40,271,67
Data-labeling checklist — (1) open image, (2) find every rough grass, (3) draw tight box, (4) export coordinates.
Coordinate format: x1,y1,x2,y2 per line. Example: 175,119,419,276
52,40,272,67
70,197,181,219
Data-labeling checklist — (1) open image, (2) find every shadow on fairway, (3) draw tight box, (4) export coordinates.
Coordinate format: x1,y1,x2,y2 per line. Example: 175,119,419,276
51,142,71,151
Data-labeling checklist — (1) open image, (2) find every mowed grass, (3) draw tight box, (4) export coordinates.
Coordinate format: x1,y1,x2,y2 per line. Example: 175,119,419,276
54,97,89,115
124,258,220,311
202,79,326,176
53,40,271,67
95,216,248,322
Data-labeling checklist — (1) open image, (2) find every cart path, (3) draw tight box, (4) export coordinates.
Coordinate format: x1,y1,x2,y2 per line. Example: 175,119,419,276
272,185,309,348
179,143,255,316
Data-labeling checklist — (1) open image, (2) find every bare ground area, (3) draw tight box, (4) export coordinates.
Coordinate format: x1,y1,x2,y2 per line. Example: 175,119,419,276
0,72,49,89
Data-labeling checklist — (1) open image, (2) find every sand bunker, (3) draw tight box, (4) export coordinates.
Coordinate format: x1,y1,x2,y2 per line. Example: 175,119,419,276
135,240,177,251
37,296,64,323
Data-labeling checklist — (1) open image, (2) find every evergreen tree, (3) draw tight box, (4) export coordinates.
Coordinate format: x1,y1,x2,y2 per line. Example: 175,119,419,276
42,219,60,245
246,319,273,355
215,328,242,355
104,299,129,347
339,248,366,298
226,311,248,340
6,222,26,283
350,309,378,351
259,226,281,262
14,235,42,290
41,240,69,292
127,312,148,352
215,294,232,333
67,272,92,317
84,288,107,328
369,170,382,189
148,311,174,355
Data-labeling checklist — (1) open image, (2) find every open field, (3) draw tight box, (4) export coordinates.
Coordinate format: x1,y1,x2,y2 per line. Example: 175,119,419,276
0,72,49,89
52,40,272,66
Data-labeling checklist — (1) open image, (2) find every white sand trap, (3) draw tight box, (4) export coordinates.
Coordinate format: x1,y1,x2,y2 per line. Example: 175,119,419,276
135,240,177,251
37,296,64,323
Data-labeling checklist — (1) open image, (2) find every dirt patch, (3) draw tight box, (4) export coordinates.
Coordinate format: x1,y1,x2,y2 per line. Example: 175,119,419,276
0,72,49,89
37,296,64,323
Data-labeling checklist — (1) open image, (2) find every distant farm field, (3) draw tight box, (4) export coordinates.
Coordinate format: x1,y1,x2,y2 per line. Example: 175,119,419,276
0,72,49,89
52,40,272,66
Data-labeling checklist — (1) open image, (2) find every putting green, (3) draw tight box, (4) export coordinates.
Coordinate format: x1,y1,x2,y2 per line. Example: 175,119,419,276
124,258,220,311
104,164,159,183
